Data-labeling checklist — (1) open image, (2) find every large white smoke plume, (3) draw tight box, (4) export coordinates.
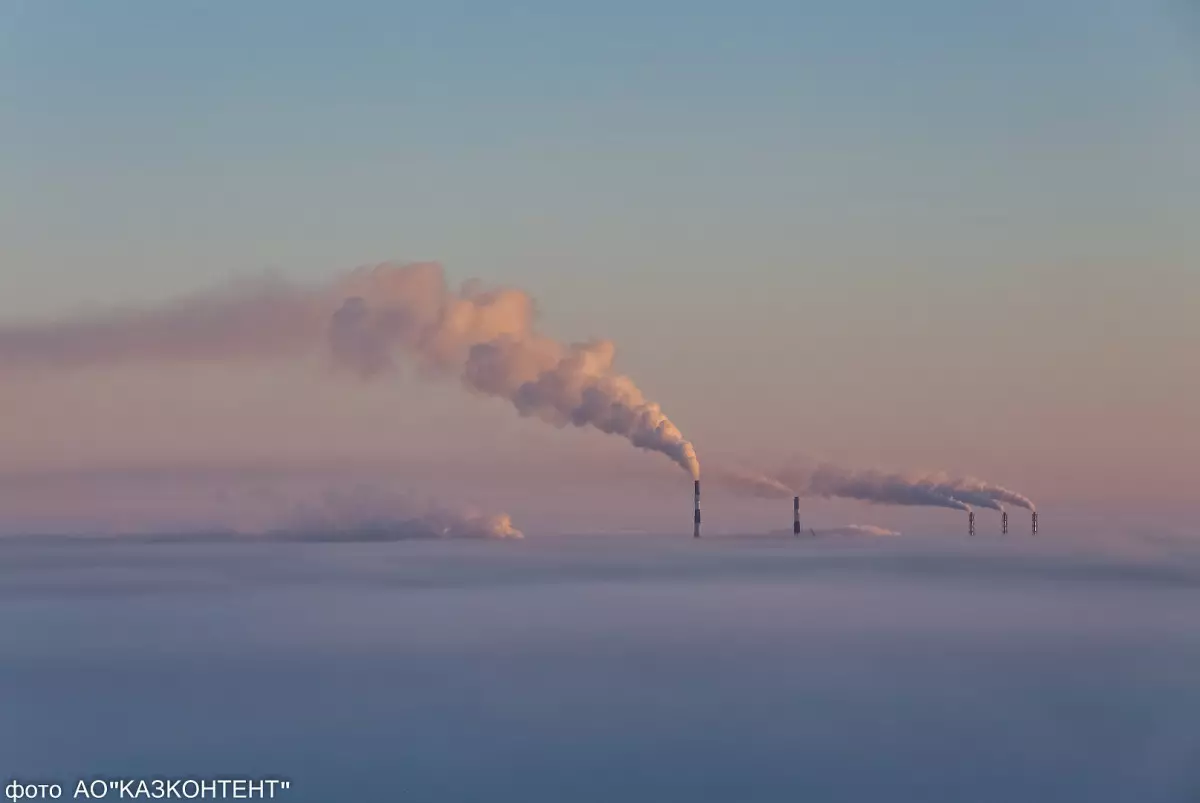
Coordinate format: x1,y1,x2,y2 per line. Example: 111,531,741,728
711,462,1035,514
0,263,700,479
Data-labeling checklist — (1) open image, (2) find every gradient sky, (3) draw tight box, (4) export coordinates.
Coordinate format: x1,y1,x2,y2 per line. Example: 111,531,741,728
2,1,1197,531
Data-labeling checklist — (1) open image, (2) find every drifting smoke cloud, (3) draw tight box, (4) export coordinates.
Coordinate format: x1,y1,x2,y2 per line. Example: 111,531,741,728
0,263,699,478
711,462,1036,514
0,277,326,368
276,489,523,541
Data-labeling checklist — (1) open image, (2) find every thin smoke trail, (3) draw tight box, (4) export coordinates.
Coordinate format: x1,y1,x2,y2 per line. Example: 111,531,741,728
710,462,1035,514
800,465,973,512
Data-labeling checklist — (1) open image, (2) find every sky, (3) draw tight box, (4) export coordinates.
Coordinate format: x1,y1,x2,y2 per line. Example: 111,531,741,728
1,1,1198,533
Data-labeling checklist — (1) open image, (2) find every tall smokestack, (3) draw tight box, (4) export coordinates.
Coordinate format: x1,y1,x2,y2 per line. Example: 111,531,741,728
1032,511,1039,535
1002,511,1008,535
968,510,976,537
693,480,701,538
793,496,800,536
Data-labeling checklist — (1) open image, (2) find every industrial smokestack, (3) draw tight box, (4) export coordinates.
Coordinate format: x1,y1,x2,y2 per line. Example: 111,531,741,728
1032,511,1039,535
968,510,976,537
1002,510,1008,535
793,496,800,536
693,480,701,538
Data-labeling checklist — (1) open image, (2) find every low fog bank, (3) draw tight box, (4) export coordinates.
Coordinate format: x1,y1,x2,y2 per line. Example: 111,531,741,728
2,461,1197,541
2,529,1198,598
2,534,1198,803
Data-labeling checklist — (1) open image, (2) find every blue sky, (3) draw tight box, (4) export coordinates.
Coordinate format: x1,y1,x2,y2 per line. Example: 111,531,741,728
5,1,1194,311
1,1,1198,520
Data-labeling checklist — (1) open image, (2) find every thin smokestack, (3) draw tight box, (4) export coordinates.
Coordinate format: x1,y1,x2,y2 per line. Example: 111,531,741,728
969,509,976,537
1032,511,1039,535
693,480,701,538
793,496,800,536
0,263,701,480
1002,510,1008,535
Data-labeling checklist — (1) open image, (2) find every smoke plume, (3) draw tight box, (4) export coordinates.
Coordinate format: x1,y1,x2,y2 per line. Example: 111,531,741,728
921,478,1005,512
0,276,326,368
0,263,700,478
711,462,1035,515
919,475,1036,512
799,465,972,511
329,265,699,477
